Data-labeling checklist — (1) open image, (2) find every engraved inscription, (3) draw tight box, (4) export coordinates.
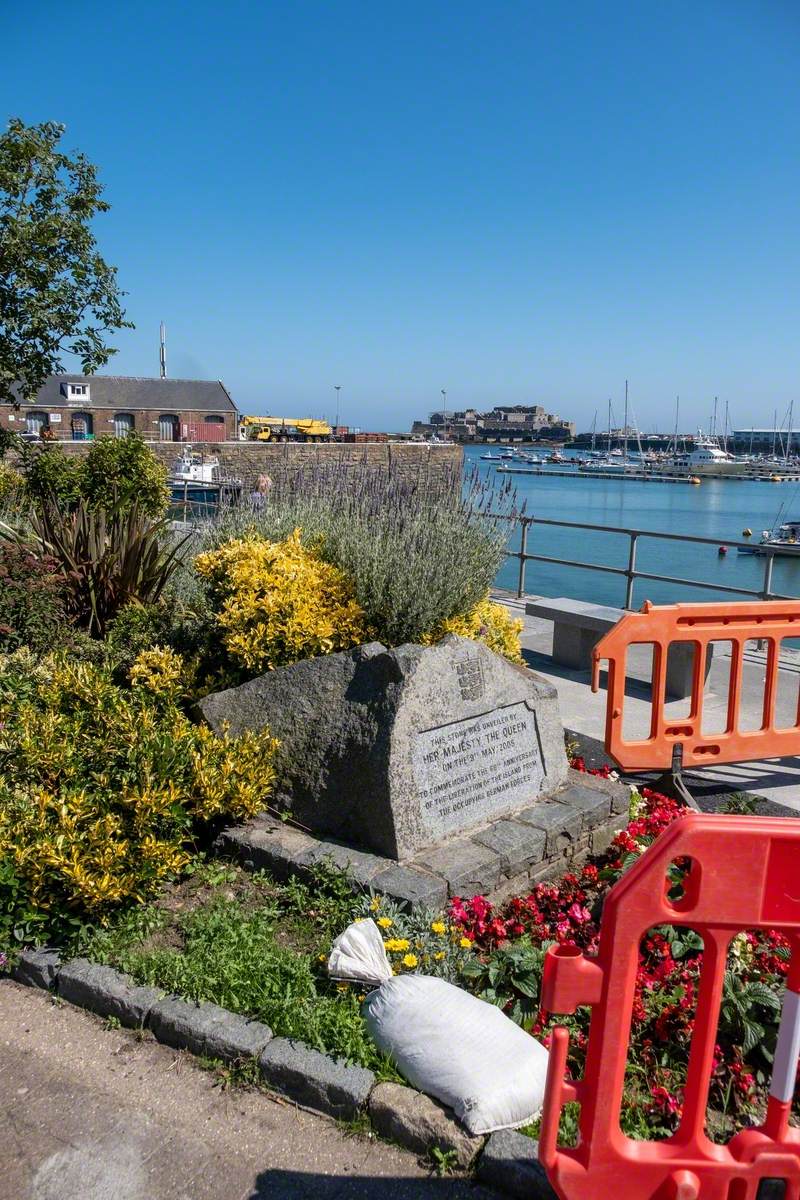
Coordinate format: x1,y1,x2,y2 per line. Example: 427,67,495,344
455,656,485,702
412,701,545,839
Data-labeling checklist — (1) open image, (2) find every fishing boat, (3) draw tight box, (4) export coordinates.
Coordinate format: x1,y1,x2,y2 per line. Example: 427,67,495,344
740,521,800,557
168,448,242,508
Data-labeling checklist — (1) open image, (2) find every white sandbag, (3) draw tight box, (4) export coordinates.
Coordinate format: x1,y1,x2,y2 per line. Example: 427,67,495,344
328,918,393,987
328,920,549,1135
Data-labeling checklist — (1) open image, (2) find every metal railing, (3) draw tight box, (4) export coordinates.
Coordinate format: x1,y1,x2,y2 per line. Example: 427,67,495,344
496,514,792,607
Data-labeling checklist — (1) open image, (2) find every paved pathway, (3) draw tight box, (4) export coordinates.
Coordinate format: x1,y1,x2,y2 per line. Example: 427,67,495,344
0,982,497,1200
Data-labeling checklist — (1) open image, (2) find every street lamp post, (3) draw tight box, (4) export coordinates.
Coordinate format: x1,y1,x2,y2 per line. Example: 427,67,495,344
334,386,341,438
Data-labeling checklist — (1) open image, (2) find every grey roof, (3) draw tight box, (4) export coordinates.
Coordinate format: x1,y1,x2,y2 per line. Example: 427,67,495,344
16,374,237,414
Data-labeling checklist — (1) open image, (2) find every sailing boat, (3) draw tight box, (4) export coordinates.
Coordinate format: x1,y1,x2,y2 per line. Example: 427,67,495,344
579,384,641,474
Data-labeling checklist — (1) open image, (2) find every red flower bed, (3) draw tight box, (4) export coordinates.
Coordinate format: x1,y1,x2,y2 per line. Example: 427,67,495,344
449,779,794,1138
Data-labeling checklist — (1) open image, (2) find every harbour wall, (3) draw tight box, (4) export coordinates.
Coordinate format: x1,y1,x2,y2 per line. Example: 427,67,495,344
57,439,463,498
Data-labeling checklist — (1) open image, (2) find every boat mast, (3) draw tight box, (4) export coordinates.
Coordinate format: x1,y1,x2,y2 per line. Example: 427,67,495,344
623,380,629,462
723,399,729,453
590,410,597,453
786,400,794,465
673,396,680,455
772,409,778,459
607,399,612,455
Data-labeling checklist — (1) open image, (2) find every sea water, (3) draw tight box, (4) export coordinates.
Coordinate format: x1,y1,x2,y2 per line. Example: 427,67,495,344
465,445,800,608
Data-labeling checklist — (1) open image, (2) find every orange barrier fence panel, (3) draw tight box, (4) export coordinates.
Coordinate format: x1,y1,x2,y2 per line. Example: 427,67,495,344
591,600,800,771
539,813,800,1200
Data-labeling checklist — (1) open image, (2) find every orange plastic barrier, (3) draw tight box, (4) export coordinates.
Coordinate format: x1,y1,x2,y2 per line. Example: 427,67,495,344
591,599,800,771
540,812,800,1200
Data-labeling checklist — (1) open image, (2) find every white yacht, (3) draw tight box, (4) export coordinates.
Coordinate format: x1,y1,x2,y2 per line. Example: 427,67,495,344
653,437,772,478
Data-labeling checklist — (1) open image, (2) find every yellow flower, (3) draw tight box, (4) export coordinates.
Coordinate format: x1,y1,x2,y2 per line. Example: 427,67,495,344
377,916,393,928
370,896,381,911
434,951,445,961
354,917,364,923
460,937,473,949
318,953,326,962
384,938,410,953
402,953,419,968
430,921,446,935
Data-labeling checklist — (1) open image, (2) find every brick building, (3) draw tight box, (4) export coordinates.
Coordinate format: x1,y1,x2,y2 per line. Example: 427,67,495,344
2,374,238,442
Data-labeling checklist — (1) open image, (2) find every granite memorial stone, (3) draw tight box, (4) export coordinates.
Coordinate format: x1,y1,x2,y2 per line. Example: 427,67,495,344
199,634,568,860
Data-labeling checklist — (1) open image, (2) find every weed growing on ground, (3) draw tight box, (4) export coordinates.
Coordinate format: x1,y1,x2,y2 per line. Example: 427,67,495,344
428,1147,460,1177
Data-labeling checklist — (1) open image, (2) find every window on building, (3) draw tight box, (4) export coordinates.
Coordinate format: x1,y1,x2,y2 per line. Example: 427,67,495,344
26,411,49,437
158,413,180,442
113,412,134,437
70,412,94,440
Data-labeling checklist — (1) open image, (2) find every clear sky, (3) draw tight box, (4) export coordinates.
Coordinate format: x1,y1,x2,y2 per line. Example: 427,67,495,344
3,1,798,433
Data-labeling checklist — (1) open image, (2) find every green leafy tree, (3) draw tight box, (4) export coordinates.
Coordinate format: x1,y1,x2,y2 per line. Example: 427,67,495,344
80,433,169,516
16,442,83,508
0,118,132,405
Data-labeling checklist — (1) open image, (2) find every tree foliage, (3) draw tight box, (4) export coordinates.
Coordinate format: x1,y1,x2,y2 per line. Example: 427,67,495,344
0,118,132,404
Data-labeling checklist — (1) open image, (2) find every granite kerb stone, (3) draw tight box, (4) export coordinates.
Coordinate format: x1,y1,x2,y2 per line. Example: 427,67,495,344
476,1129,557,1200
369,1082,485,1167
57,958,161,1027
148,996,273,1062
11,947,62,989
259,1037,375,1120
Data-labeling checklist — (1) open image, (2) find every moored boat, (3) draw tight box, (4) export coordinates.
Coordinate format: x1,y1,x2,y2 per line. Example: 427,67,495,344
168,447,242,508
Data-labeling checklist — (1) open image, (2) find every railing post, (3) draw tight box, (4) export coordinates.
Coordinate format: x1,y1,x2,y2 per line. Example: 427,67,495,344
517,519,529,599
625,532,638,609
761,551,775,600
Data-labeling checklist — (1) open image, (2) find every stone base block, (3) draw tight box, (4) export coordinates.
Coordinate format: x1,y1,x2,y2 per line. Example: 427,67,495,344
215,768,629,909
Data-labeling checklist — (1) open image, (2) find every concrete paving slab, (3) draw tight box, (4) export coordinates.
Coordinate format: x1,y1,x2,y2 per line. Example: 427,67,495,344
0,981,497,1200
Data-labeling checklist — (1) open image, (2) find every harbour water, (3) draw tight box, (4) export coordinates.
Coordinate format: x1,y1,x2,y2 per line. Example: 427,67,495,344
466,445,800,608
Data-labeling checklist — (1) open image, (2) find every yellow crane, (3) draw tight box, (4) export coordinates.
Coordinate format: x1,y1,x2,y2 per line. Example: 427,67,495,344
240,416,332,443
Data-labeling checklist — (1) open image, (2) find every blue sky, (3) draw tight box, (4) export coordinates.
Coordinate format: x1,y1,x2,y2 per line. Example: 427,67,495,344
3,1,798,432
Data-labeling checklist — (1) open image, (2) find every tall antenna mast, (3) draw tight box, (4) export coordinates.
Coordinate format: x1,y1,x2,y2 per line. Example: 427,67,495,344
159,322,167,379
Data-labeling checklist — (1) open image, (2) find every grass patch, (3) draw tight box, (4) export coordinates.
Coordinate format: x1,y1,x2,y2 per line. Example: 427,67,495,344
78,857,402,1080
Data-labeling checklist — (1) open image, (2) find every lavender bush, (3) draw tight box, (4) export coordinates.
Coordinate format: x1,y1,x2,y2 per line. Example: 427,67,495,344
182,461,521,646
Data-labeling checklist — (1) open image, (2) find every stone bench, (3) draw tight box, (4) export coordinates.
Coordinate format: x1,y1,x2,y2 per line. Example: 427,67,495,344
525,596,712,701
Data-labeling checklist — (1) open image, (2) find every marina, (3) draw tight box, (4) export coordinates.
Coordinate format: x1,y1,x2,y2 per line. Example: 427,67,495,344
468,445,800,609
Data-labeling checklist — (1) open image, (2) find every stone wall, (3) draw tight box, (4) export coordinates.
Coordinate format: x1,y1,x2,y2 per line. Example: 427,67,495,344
58,439,463,496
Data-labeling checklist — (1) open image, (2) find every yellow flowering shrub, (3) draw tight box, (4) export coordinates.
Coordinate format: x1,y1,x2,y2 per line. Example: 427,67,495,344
422,595,523,663
194,530,369,675
0,461,23,502
0,651,279,928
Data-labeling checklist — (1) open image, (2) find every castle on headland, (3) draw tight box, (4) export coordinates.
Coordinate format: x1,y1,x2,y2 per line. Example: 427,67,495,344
411,404,576,443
